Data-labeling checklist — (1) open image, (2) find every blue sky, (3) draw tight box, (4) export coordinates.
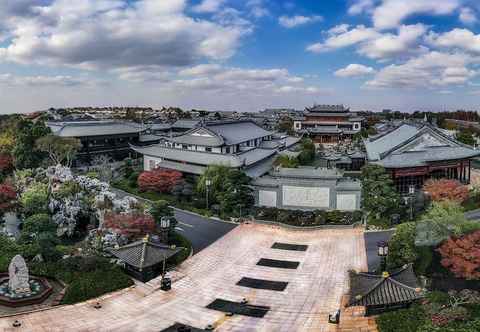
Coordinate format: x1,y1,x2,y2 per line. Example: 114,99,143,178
1,0,480,113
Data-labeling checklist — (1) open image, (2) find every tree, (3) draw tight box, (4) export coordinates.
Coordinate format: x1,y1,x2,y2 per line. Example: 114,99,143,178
197,165,231,199
298,138,316,165
438,230,480,280
149,200,177,234
415,201,480,246
456,130,476,146
20,183,49,217
277,118,294,135
217,170,253,217
138,168,183,193
103,212,156,239
35,135,81,167
0,183,17,215
22,213,57,235
12,119,51,169
423,179,469,203
274,155,299,168
0,154,13,182
361,165,401,221
386,222,418,269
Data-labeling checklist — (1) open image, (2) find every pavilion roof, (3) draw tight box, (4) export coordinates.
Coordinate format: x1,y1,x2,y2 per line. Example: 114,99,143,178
349,264,424,307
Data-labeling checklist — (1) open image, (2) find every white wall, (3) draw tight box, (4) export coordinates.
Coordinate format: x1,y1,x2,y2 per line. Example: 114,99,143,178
144,156,163,171
282,186,330,208
258,190,277,207
336,194,357,211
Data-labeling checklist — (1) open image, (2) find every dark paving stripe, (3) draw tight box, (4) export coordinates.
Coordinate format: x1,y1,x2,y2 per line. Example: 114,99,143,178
257,258,300,269
271,242,308,251
236,277,288,291
206,299,270,318
160,323,206,331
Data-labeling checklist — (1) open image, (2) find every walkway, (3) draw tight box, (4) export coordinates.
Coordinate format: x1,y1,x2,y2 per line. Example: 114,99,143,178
0,224,367,332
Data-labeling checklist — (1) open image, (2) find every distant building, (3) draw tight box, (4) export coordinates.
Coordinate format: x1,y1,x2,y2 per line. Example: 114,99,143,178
132,120,301,178
253,167,361,211
293,105,364,145
364,123,480,193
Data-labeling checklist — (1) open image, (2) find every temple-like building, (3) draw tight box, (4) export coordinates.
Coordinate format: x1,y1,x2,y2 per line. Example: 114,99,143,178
293,105,364,145
365,123,480,193
132,120,301,178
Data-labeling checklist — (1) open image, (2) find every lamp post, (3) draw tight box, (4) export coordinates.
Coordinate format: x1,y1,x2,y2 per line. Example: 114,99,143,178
377,241,389,273
205,179,212,210
159,216,170,244
408,185,415,221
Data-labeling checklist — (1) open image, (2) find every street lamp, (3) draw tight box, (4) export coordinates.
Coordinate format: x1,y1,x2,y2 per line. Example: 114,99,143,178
159,216,170,243
377,241,389,273
205,179,212,210
408,185,415,220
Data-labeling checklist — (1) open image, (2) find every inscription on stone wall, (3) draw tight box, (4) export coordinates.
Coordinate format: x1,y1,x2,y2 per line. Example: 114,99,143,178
282,186,330,208
336,194,357,211
258,190,277,207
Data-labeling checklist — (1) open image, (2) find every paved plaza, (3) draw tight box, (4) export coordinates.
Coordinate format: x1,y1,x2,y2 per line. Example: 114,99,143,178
0,224,367,332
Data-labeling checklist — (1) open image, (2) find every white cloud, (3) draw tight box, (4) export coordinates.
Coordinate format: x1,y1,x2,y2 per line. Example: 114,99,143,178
192,0,225,13
335,64,376,77
328,24,350,35
459,7,477,25
348,0,376,16
278,15,323,28
427,28,480,53
246,0,269,18
365,51,477,88
0,0,248,70
373,0,460,29
308,24,426,60
0,73,93,87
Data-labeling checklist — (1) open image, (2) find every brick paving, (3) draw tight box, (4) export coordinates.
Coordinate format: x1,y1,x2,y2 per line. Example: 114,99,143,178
0,224,367,332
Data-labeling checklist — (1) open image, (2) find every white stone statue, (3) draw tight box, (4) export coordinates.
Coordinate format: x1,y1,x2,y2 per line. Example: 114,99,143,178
8,255,31,295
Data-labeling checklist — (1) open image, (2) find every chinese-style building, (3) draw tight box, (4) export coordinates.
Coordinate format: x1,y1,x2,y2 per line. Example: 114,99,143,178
293,105,364,145
365,123,480,193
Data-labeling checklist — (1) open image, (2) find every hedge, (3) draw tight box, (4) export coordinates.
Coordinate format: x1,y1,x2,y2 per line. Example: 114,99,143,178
254,207,362,226
376,305,427,332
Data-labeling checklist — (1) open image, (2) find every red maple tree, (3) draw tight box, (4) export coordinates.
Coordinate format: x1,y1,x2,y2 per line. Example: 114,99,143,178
423,179,469,203
103,212,156,239
0,183,17,213
138,168,182,193
0,154,13,174
437,230,480,280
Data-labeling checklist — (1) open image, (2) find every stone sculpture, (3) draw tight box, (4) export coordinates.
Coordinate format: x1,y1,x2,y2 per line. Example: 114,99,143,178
8,255,31,295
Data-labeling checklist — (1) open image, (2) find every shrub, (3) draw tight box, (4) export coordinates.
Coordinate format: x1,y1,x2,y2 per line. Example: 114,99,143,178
376,305,426,332
437,230,480,280
20,182,49,216
0,182,17,214
138,168,182,193
22,213,57,235
104,212,156,240
423,179,469,203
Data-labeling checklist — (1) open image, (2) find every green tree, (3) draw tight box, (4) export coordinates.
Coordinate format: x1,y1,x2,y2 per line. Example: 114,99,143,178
386,222,417,269
361,165,401,221
277,118,294,135
20,183,49,217
217,170,253,217
456,130,476,146
35,135,81,167
197,165,231,200
298,138,316,165
22,213,57,235
149,200,176,234
274,155,299,168
12,119,51,169
415,201,480,246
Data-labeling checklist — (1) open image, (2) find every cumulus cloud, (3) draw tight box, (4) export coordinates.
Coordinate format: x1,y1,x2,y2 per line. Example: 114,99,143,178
365,51,477,88
307,24,426,60
459,7,477,25
427,28,480,53
0,73,93,87
246,0,269,18
278,15,323,28
192,0,225,13
335,64,376,77
0,0,248,70
372,0,460,30
348,0,376,16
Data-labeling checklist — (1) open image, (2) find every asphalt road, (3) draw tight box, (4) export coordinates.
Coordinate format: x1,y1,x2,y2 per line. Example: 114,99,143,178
173,208,238,254
364,230,395,272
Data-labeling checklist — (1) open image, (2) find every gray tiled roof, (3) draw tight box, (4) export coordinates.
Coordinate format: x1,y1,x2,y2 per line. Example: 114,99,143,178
364,124,419,160
172,119,202,129
206,121,273,145
48,121,144,137
271,167,343,179
132,144,277,167
169,128,225,147
349,264,424,307
244,156,277,178
307,126,343,134
375,146,480,168
155,160,206,175
108,239,182,270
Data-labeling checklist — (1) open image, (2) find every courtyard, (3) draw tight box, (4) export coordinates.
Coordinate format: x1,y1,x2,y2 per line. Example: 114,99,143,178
0,224,367,332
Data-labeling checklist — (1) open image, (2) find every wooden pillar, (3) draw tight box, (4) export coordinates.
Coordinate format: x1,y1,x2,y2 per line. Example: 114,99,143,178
468,160,471,184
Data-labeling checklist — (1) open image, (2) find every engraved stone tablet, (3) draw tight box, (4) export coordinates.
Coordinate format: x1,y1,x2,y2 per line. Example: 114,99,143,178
8,255,31,294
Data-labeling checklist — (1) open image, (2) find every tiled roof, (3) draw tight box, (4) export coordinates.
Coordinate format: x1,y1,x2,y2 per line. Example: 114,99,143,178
364,124,419,160
206,121,273,145
48,121,144,137
349,264,424,307
108,239,182,270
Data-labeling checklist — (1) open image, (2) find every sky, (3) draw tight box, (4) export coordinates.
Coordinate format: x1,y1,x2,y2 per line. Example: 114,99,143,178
1,0,480,113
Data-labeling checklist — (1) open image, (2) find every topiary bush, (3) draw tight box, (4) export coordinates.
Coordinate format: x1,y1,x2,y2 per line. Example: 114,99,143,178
377,305,426,332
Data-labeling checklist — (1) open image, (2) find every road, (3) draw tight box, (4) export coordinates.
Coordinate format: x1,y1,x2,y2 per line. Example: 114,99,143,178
364,230,394,272
173,208,237,254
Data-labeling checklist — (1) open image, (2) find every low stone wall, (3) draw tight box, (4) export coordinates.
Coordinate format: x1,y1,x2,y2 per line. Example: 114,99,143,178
0,274,53,308
252,219,362,230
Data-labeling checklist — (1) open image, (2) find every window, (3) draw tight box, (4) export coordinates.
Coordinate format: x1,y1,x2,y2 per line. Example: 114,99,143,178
182,144,188,149
206,147,212,152
226,147,231,154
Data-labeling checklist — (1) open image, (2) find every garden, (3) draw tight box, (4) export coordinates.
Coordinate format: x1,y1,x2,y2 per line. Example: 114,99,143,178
362,165,480,331
0,117,190,309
